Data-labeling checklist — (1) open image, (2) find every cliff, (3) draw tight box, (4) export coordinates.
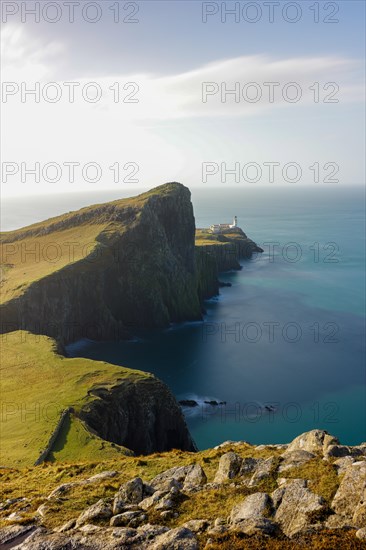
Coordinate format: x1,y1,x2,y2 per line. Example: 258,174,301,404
0,183,262,344
80,376,197,455
195,228,263,300
0,183,202,344
0,331,196,467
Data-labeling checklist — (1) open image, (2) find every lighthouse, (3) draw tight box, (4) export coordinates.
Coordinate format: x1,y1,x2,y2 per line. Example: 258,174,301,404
232,216,238,228
209,215,239,233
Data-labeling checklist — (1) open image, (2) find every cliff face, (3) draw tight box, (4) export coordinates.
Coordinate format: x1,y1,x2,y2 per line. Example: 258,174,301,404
0,330,196,466
80,376,197,455
1,183,202,344
1,183,263,343
195,228,263,300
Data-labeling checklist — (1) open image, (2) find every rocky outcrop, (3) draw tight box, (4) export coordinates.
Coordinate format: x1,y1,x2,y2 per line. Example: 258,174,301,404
195,228,263,300
2,431,366,548
79,375,197,455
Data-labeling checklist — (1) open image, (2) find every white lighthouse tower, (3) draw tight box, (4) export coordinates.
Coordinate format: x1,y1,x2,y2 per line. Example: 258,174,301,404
230,216,238,228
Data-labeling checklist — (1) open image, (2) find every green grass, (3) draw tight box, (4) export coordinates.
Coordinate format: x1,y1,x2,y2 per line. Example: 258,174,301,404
0,331,150,466
0,442,343,543
0,182,187,305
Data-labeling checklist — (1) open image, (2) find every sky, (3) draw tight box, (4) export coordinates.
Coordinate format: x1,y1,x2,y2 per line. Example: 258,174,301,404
1,0,365,197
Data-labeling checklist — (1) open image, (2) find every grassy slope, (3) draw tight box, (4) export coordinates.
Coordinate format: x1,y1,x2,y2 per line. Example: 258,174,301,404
0,224,106,304
0,331,150,466
0,444,340,538
0,214,234,306
0,183,182,306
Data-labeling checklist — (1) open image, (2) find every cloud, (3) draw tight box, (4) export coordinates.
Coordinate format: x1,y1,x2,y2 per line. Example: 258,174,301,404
1,25,364,196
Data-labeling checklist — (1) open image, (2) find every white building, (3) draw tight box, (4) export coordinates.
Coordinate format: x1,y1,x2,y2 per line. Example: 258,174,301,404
210,216,238,234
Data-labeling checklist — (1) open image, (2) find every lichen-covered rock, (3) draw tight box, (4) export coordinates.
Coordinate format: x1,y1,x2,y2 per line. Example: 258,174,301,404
230,517,278,536
110,511,146,527
149,527,198,550
181,519,209,533
324,445,366,459
356,527,366,540
273,479,327,537
278,450,315,473
48,482,76,499
56,518,76,532
333,456,356,474
331,461,366,521
76,499,113,527
139,491,166,511
150,465,197,490
214,452,242,482
0,525,35,546
247,457,276,486
85,471,118,483
230,493,272,523
285,430,338,455
113,478,144,514
182,464,207,491
353,503,366,528
238,457,259,477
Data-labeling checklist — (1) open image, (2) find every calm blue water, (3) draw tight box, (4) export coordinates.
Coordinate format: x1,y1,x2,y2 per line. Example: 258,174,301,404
3,186,366,448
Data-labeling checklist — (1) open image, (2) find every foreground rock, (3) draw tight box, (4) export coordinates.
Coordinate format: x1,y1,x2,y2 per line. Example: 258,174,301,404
273,479,327,537
10,525,198,549
2,430,366,548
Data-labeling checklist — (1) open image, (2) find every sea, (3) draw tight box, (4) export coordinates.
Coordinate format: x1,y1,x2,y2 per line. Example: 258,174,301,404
2,185,365,449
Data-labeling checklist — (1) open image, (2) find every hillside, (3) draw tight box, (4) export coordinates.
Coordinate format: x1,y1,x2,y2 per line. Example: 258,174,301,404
0,430,365,549
0,331,196,467
0,183,202,344
0,183,262,344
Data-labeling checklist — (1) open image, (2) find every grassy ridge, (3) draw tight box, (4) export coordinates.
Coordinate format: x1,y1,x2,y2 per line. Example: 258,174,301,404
0,331,149,466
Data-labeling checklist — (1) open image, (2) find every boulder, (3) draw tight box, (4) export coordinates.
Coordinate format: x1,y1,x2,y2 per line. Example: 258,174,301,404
285,430,338,455
273,479,327,537
85,471,118,483
110,511,146,527
238,457,259,477
149,527,198,550
150,478,181,494
76,499,113,527
155,496,176,511
214,452,242,482
248,457,275,486
56,518,76,532
181,519,209,533
333,456,356,474
278,450,315,473
183,465,207,491
331,461,366,521
113,477,144,514
47,482,76,499
150,466,194,490
0,525,35,545
356,527,366,540
230,493,272,523
353,503,366,528
230,517,277,536
325,514,353,529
